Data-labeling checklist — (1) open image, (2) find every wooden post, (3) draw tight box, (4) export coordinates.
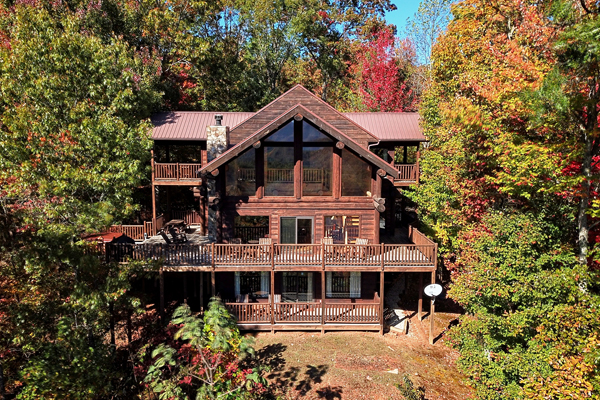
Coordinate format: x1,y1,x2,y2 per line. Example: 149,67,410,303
211,271,216,298
151,150,157,234
418,272,423,321
333,148,341,199
429,270,436,345
183,272,188,304
270,270,275,331
159,268,165,322
380,270,385,335
199,272,204,310
321,270,326,334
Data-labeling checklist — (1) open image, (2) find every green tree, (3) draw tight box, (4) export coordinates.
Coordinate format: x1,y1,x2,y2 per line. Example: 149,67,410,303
142,299,266,400
0,2,162,397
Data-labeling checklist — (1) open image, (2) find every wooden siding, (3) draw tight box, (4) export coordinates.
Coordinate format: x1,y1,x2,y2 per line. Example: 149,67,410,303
229,86,377,147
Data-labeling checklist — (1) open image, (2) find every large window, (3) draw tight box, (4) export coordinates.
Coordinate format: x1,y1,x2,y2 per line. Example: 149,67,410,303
233,216,269,243
326,272,361,298
341,149,371,196
226,149,255,196
234,272,269,300
324,215,359,244
265,121,294,196
282,272,313,302
302,121,333,196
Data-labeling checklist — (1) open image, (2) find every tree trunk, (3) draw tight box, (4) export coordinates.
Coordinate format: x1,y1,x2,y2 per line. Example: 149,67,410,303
578,131,592,264
0,359,5,400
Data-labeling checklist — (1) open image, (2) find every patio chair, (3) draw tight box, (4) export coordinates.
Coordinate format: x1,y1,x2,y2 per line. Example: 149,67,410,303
355,238,369,259
321,236,334,260
258,237,272,259
168,226,187,243
159,230,173,245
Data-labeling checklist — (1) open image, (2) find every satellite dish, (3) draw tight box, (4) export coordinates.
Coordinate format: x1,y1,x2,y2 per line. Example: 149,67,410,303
424,284,443,298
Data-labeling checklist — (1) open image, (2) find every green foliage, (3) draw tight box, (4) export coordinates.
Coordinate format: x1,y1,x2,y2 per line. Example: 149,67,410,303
142,298,265,400
412,1,600,398
396,374,425,400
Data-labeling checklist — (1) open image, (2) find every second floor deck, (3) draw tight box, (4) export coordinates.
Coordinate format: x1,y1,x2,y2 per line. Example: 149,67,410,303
106,229,437,272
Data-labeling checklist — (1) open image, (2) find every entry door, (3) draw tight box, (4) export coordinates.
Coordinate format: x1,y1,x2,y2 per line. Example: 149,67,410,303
281,217,313,244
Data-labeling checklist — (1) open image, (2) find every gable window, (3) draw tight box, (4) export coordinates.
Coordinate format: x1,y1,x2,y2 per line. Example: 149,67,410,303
265,121,294,196
226,148,255,196
326,271,361,298
302,121,333,196
341,149,371,197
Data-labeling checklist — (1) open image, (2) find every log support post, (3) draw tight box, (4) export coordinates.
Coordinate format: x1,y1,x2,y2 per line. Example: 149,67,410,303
380,270,385,335
418,272,423,321
429,270,436,345
321,270,326,334
270,270,275,332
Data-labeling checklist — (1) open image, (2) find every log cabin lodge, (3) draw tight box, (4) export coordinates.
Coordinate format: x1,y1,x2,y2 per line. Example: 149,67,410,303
110,85,438,334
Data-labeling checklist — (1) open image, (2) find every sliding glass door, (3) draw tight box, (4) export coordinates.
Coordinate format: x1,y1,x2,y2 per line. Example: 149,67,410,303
280,217,313,244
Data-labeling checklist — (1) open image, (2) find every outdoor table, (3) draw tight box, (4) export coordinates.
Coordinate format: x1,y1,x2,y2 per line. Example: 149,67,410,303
164,219,187,233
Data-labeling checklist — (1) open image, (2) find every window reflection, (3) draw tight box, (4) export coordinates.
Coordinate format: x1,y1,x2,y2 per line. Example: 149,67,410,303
342,149,371,196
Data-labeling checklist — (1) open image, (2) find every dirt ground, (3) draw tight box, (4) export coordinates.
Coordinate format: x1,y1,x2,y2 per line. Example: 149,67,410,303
248,311,473,400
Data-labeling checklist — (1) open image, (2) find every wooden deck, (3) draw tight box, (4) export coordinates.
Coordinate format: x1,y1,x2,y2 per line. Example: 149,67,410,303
225,301,381,331
393,163,419,186
106,239,436,272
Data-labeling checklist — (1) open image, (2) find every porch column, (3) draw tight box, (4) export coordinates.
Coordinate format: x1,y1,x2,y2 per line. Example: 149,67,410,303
418,272,423,321
429,270,436,345
321,270,326,334
270,270,275,331
199,272,204,310
211,271,216,297
380,271,385,335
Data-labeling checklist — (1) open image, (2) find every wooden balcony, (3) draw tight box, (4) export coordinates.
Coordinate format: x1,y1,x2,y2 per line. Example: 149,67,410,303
393,163,419,186
152,162,203,185
105,232,437,272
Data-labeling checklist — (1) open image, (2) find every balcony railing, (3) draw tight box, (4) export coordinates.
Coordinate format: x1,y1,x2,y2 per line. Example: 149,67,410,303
105,237,437,270
153,162,202,181
394,163,419,182
225,302,380,324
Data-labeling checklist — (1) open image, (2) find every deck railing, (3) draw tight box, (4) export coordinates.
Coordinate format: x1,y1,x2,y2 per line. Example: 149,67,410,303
225,301,380,324
394,163,419,182
154,163,203,181
170,210,202,225
107,231,437,269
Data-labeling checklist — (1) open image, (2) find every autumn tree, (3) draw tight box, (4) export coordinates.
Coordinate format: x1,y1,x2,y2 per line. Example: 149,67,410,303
410,0,600,398
0,1,161,397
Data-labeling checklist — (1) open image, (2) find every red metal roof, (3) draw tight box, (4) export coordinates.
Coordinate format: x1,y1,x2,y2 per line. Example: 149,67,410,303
152,112,255,141
152,111,425,142
344,112,424,141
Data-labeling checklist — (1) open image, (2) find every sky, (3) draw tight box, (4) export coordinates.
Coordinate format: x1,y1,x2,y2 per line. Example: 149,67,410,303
385,0,421,36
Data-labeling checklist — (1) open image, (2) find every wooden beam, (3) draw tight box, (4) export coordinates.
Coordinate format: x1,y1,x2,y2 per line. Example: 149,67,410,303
211,169,219,177
333,148,341,199
294,113,303,121
253,140,261,149
270,270,275,329
336,141,345,149
377,168,386,177
200,272,204,310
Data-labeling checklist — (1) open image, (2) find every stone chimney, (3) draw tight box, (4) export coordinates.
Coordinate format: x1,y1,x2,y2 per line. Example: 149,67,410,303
207,114,228,162
206,115,229,241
